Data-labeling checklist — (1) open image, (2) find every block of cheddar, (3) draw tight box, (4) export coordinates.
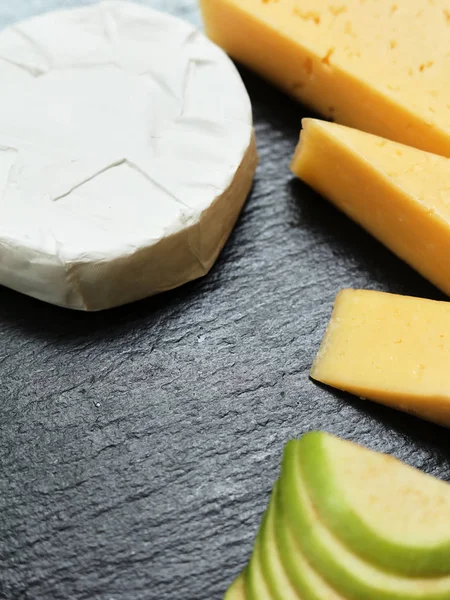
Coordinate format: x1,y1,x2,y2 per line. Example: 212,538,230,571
200,0,450,157
311,289,450,428
291,118,450,296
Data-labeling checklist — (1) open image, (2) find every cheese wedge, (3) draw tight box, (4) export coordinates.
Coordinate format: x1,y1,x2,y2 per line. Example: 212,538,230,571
200,0,450,157
0,1,257,310
291,118,450,296
311,289,450,428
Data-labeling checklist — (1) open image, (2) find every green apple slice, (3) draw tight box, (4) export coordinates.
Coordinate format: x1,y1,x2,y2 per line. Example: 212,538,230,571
299,432,450,577
224,575,247,600
279,440,450,600
260,479,345,600
272,485,346,600
259,482,301,600
245,512,273,600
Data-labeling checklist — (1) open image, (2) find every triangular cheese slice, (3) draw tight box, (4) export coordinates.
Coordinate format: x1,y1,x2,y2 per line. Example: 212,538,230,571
311,288,450,428
201,0,450,158
292,118,450,296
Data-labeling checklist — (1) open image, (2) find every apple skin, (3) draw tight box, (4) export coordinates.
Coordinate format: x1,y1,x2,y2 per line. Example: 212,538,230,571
224,575,247,600
271,482,346,600
224,432,450,600
245,511,273,600
259,482,301,600
299,432,450,578
279,440,450,600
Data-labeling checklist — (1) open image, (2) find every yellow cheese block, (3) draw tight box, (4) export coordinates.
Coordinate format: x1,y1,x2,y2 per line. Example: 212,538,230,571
291,118,450,296
200,0,450,157
311,289,450,428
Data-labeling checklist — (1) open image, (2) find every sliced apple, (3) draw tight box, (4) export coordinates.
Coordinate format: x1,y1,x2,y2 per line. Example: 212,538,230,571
225,575,247,600
279,437,450,600
245,512,273,600
259,482,301,600
223,432,450,600
270,483,345,600
299,432,450,577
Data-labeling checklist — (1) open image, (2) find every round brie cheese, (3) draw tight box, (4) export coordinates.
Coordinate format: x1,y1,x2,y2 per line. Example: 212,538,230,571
0,0,257,310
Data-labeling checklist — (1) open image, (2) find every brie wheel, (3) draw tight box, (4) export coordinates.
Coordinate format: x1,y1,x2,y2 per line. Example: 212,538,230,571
0,0,257,310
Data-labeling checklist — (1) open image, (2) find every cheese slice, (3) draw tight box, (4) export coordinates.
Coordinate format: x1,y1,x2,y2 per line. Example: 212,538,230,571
0,1,257,310
311,289,450,428
200,0,450,157
291,118,450,296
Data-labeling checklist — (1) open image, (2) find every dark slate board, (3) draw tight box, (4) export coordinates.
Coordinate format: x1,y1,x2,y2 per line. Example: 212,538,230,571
1,2,449,599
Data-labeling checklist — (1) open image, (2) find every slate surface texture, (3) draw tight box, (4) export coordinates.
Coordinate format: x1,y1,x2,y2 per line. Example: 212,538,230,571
1,1,450,599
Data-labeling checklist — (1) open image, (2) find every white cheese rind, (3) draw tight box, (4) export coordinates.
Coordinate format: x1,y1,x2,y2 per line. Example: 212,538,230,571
0,0,257,310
